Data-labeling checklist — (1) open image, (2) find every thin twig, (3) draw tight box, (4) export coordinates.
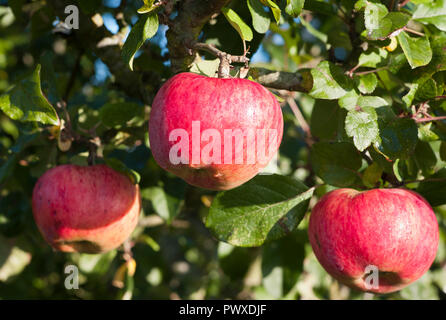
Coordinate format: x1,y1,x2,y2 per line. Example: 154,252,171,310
398,0,411,9
404,27,424,37
354,67,388,76
414,116,446,123
285,95,314,146
346,63,360,78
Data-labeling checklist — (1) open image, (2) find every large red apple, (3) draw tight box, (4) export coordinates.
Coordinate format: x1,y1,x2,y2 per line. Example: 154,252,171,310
308,188,439,294
32,164,141,254
148,72,283,190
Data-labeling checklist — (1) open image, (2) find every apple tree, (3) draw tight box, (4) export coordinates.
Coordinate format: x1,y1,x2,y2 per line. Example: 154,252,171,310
0,0,446,299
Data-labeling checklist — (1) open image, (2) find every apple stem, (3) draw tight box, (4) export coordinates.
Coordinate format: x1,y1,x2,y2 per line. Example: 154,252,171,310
87,143,97,166
190,42,250,78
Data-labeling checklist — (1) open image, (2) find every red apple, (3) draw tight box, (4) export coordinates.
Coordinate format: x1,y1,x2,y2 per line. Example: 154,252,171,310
308,188,439,294
32,164,141,254
148,72,283,190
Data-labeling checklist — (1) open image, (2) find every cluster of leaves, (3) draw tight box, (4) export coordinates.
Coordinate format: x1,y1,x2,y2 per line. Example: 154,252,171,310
0,0,446,300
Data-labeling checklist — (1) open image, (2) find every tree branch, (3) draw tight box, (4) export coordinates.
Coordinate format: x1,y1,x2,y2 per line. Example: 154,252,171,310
48,0,313,101
192,42,249,78
192,40,313,90
248,68,313,93
414,116,446,123
166,0,231,73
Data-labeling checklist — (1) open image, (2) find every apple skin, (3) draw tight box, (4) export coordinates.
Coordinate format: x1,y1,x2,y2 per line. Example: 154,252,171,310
148,72,283,190
32,164,141,254
308,188,439,294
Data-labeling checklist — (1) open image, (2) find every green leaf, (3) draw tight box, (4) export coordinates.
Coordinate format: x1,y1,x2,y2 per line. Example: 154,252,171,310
426,33,446,74
190,58,220,77
418,123,439,142
340,94,389,113
354,0,367,11
358,2,409,40
368,12,410,40
414,141,437,176
387,52,409,74
285,0,305,18
75,251,117,275
310,142,362,187
247,0,270,34
121,13,159,71
413,0,446,32
104,158,141,184
310,100,344,139
99,102,143,127
402,83,419,107
397,31,432,69
0,65,59,125
222,7,253,42
364,2,388,32
338,90,360,111
415,77,439,101
137,0,156,14
206,174,314,247
141,186,183,223
440,141,446,161
139,234,160,252
417,168,446,206
263,0,282,23
393,158,403,182
358,73,378,94
362,162,383,188
376,118,418,160
300,18,328,43
357,96,389,108
309,61,352,99
340,95,388,114
345,106,380,151
358,48,388,68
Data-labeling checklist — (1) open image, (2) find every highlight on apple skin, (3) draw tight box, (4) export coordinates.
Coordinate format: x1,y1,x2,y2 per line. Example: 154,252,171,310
308,188,439,294
32,164,141,254
148,72,284,191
